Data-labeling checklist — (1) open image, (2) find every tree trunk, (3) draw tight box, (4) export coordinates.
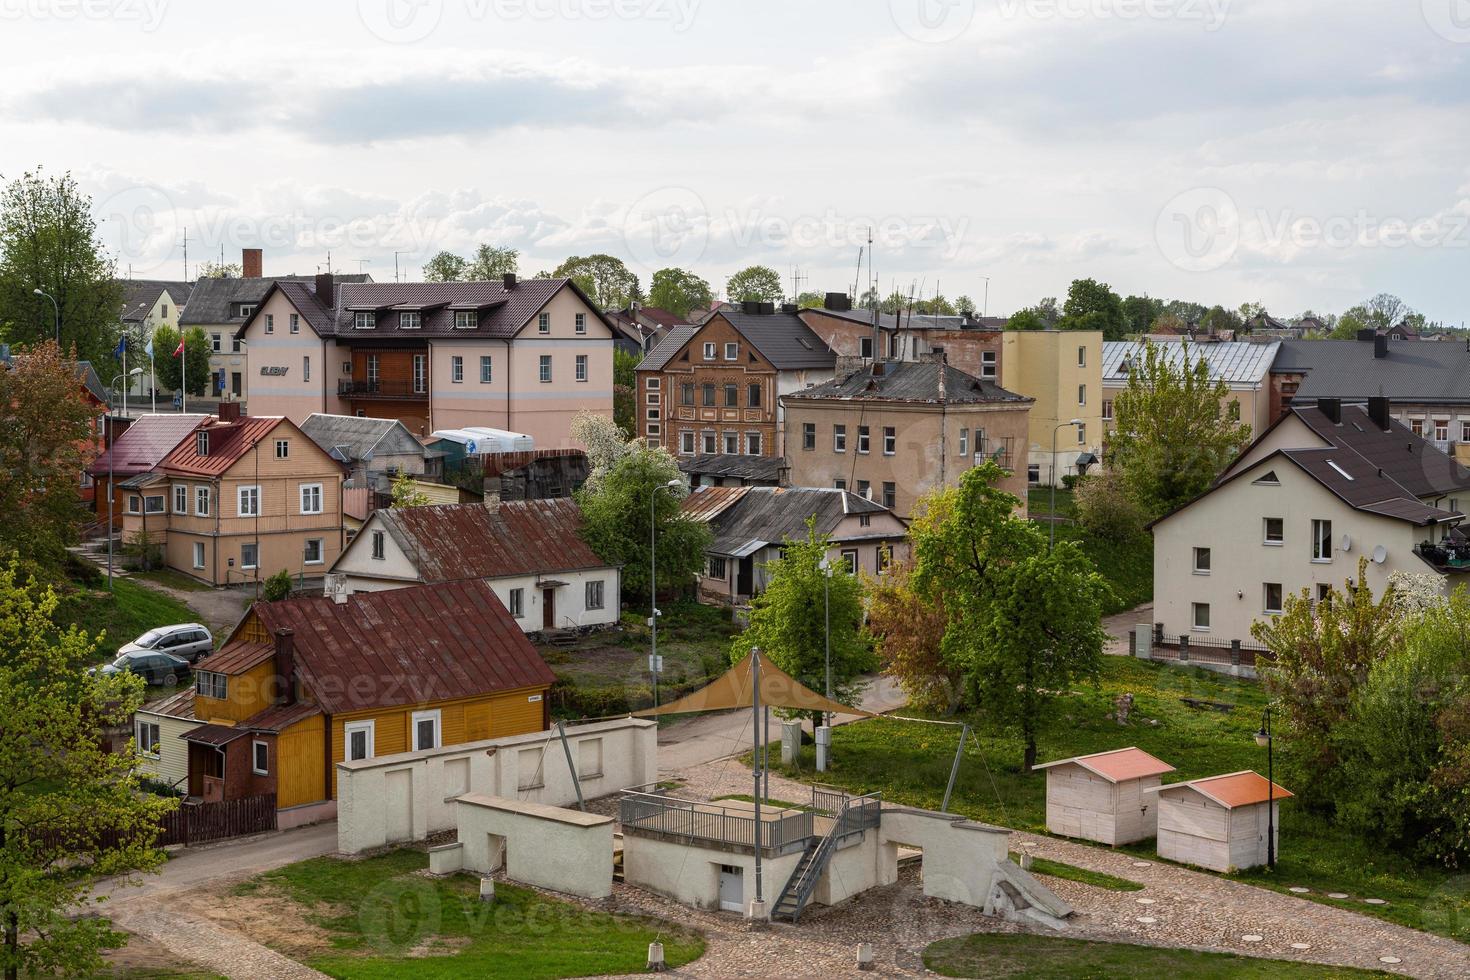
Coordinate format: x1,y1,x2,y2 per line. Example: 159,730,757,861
1023,737,1037,774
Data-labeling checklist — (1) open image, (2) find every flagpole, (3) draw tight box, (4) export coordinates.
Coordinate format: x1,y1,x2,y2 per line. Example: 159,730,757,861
121,343,127,420
181,339,186,414
150,347,156,413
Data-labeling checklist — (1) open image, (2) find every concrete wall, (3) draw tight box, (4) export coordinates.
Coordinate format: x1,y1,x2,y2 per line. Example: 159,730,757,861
433,794,614,899
336,718,657,853
878,807,1013,908
621,832,806,911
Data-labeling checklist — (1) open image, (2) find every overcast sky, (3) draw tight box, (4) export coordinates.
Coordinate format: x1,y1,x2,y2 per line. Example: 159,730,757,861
4,0,1468,322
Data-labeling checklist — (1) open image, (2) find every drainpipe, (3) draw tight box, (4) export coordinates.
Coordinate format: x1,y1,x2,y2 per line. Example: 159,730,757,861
504,339,513,432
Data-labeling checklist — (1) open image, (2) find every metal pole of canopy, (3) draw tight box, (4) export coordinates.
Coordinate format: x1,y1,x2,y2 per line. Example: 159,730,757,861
763,704,770,799
555,720,585,811
751,648,763,906
941,723,970,814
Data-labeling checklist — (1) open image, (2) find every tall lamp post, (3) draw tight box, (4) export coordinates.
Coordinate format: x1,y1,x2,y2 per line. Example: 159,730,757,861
33,288,60,345
1049,418,1084,550
106,367,144,591
648,478,682,708
1254,707,1276,869
818,557,833,728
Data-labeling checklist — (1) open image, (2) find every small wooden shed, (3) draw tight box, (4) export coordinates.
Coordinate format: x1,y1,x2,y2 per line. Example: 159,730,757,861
1035,747,1176,845
1149,771,1293,872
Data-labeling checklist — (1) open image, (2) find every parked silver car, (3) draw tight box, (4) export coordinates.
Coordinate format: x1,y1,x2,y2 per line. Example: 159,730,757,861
117,623,214,664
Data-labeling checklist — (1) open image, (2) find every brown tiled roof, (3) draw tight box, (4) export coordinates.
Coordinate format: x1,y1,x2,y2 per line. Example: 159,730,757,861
87,414,208,477
638,306,689,329
252,580,555,714
158,416,289,478
196,640,275,676
367,499,610,581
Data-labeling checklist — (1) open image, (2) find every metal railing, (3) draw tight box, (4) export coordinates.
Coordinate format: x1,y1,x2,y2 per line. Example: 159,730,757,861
337,379,428,399
619,786,881,852
1152,628,1274,668
773,791,882,921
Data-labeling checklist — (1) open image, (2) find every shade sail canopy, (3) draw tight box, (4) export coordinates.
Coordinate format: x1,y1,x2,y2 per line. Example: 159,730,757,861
634,651,873,718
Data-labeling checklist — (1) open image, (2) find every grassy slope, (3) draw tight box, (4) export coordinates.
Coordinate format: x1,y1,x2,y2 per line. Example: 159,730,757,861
56,577,198,664
1027,487,1152,615
924,932,1387,979
243,850,704,980
781,657,1469,943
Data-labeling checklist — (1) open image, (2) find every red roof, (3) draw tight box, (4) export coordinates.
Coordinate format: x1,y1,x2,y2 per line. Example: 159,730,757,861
159,416,288,477
249,579,555,714
367,499,610,581
87,414,208,477
1035,747,1176,782
1155,770,1293,808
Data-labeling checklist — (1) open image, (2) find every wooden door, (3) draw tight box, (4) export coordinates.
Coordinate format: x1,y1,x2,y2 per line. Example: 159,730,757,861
542,588,555,629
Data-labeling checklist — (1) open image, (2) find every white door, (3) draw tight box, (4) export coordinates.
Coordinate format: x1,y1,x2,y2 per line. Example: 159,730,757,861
718,864,744,912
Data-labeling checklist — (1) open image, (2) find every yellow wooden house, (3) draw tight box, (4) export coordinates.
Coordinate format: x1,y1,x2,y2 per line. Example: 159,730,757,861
178,579,555,826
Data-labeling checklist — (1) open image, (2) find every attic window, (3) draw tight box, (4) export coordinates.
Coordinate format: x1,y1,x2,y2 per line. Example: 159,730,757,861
796,337,814,350
354,311,376,330
1251,470,1279,486
195,431,209,457
1326,460,1354,481
1116,357,1132,375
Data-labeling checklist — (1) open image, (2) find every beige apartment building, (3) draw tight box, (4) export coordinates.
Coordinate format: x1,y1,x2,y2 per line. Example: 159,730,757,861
236,273,613,447
119,407,346,586
781,357,1033,518
998,329,1103,487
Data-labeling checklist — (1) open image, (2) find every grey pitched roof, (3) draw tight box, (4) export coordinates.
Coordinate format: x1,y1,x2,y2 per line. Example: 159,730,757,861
783,360,1031,405
636,325,699,372
1274,340,1470,404
119,280,192,323
716,311,836,370
181,274,368,327
686,486,892,557
801,307,1006,332
300,413,425,464
1102,341,1279,387
677,454,786,483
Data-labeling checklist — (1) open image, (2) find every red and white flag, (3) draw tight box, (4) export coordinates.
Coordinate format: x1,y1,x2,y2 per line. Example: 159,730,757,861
173,338,185,357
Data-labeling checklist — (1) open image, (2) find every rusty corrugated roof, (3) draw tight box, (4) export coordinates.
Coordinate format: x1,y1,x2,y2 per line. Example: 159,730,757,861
179,722,250,746
680,486,749,523
138,687,195,719
196,641,274,676
369,499,610,581
252,580,555,714
242,701,322,733
1035,747,1175,782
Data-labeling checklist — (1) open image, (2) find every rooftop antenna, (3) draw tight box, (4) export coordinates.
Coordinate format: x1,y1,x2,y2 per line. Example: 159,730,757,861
353,258,370,274
851,245,864,303
180,227,189,281
394,251,408,283
790,266,808,305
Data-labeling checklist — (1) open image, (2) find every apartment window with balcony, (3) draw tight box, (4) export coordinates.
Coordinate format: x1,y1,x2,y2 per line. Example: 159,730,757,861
1192,602,1210,631
702,384,715,407
723,431,739,454
480,356,492,383
400,311,421,330
882,482,896,508
538,312,550,333
1311,519,1333,562
413,354,427,393
803,422,816,450
576,354,588,382
1435,419,1450,442
747,383,761,407
1263,517,1284,545
451,356,463,383
833,424,847,453
575,313,586,334
300,484,323,515
724,384,738,408
1264,582,1284,615
539,355,552,383
681,383,694,406
1193,547,1211,574
746,432,762,455
857,425,870,454
702,430,717,454
289,313,299,334
354,311,376,330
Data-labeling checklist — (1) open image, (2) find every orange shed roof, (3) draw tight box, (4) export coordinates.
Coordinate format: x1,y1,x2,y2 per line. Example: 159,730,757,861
1034,747,1176,783
1152,770,1293,809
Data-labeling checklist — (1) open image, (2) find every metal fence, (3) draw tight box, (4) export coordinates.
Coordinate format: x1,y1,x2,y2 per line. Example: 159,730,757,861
1152,628,1274,669
619,786,881,852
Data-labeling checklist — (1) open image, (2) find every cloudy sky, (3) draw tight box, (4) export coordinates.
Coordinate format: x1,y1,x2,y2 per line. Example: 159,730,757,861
3,0,1469,322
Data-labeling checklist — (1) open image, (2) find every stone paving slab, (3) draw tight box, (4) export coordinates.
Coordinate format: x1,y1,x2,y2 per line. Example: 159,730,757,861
110,904,329,980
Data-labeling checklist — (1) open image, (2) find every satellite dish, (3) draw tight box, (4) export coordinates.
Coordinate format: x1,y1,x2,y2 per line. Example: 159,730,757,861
1372,545,1388,565
1340,534,1352,553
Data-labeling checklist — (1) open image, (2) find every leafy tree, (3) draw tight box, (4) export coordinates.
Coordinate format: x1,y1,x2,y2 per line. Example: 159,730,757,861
1057,278,1127,340
1199,305,1242,335
1148,311,1189,334
390,471,430,507
1122,295,1163,336
0,341,98,577
0,169,122,366
196,261,240,279
1006,308,1049,331
570,410,635,490
612,348,640,436
0,561,175,980
575,445,709,605
866,560,956,713
914,294,957,316
1072,469,1146,543
149,326,212,395
422,251,468,282
725,265,783,303
954,295,976,316
262,568,293,602
1364,292,1411,329
464,244,518,281
910,462,1109,770
553,254,640,309
793,290,827,310
1109,340,1252,518
730,522,875,721
648,268,713,320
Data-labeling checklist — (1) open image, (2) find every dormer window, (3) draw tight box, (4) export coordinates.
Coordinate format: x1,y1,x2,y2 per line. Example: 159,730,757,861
354,311,376,330
195,431,209,456
400,311,421,330
453,310,477,330
238,304,256,318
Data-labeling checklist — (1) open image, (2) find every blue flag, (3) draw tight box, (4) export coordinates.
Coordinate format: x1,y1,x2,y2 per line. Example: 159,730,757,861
113,335,126,358
145,336,154,359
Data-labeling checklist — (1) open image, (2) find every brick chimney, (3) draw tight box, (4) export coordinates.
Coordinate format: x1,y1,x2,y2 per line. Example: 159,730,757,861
503,273,517,290
273,628,296,706
1368,396,1392,432
217,401,242,424
242,248,263,279
315,272,336,307
1317,397,1341,425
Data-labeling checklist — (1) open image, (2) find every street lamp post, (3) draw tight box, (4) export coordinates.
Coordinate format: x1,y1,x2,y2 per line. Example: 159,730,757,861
1050,418,1084,550
106,368,144,592
1254,708,1276,869
33,288,60,345
648,478,682,709
819,557,833,726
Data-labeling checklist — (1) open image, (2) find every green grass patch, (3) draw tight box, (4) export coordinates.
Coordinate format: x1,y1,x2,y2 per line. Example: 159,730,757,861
779,656,1470,943
923,932,1386,978
1052,523,1153,615
130,568,212,592
246,849,704,979
1011,852,1143,891
1027,487,1077,520
56,577,198,663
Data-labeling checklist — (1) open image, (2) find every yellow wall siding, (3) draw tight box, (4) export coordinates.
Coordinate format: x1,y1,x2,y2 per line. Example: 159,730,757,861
196,659,278,723
489,688,546,737
276,715,326,809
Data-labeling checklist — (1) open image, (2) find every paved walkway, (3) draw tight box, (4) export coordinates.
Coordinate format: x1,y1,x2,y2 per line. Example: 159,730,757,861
1104,601,1152,656
109,904,329,980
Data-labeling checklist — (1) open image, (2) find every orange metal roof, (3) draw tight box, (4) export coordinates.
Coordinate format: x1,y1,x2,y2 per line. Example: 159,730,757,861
1035,747,1176,783
1156,770,1293,808
158,416,288,477
681,485,749,523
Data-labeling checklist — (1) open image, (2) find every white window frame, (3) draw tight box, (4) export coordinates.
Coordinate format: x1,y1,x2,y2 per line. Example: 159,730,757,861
264,315,275,335
300,483,323,515
1191,602,1211,632
702,431,717,455
196,670,227,699
857,425,870,455
1078,384,1087,406
400,311,422,330
210,333,222,353
237,485,261,517
746,431,762,456
1263,517,1284,546
723,431,739,455
127,494,141,514
724,342,738,361
539,355,552,383
480,355,493,384
958,428,969,457
841,549,859,575
454,310,476,330
1078,346,1087,368
303,538,324,565
274,438,289,459
575,354,588,382
451,355,464,383
252,739,269,775
289,313,299,334
371,529,386,560
303,356,310,382
1263,582,1284,615
411,709,442,752
575,312,587,334
194,485,210,517
135,719,161,759
1192,546,1211,575
344,720,375,762
980,350,997,380
833,424,847,453
509,587,524,617
173,484,188,513
354,311,375,330
538,312,551,333
241,542,258,570
703,342,716,360
680,431,695,455
1311,519,1333,563
192,541,205,569
585,579,605,610
646,377,661,389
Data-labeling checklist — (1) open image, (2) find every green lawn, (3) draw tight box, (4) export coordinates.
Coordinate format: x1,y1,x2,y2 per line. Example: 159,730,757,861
1012,853,1143,892
779,657,1470,943
241,850,704,979
130,568,212,592
924,932,1387,978
1057,523,1154,615
55,577,198,663
1027,486,1077,520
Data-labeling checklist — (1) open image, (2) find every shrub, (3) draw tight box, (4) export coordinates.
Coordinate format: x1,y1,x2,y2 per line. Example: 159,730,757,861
1074,470,1146,543
262,569,293,602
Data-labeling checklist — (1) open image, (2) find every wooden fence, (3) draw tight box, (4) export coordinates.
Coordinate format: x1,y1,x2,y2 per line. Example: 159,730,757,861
31,793,277,853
